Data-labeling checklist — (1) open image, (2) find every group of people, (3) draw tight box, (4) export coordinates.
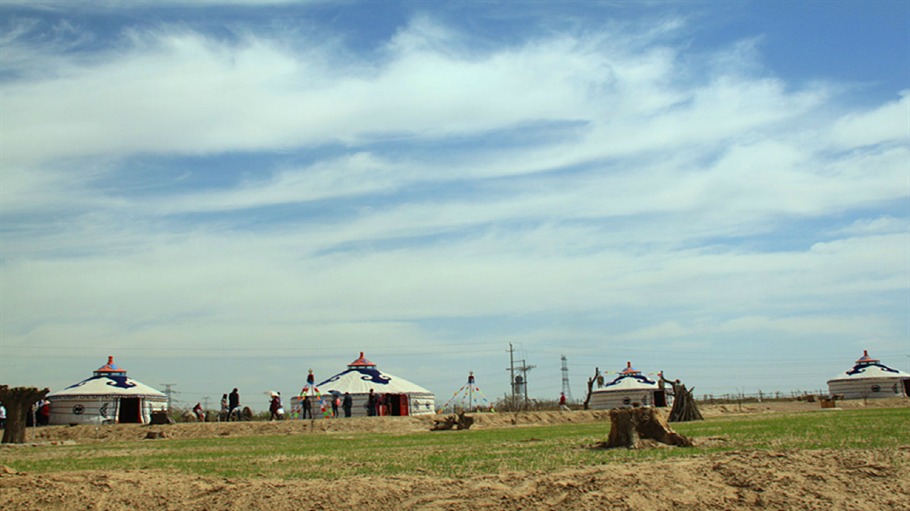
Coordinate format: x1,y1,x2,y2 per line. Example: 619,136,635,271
297,391,354,419
217,388,244,421
366,388,406,416
197,386,406,421
27,399,51,426
366,389,380,416
205,387,358,421
0,399,49,429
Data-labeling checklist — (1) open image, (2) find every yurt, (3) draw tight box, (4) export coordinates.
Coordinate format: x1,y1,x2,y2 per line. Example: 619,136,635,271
589,362,668,410
47,356,168,425
295,352,435,417
827,350,910,400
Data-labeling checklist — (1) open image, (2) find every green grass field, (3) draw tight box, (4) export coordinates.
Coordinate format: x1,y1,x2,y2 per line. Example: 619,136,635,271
2,408,907,480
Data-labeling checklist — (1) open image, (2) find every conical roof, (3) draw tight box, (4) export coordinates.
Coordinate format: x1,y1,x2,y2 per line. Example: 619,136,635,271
317,352,433,396
48,356,167,399
601,361,658,391
828,350,910,382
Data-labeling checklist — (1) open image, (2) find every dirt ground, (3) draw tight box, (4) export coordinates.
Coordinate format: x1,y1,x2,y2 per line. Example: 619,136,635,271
2,399,909,511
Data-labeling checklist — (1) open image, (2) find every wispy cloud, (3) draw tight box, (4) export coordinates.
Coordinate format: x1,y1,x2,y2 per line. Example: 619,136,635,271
1,4,907,401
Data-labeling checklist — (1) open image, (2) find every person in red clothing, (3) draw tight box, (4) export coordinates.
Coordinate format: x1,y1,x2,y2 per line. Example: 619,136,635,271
269,393,283,421
37,400,51,426
559,392,571,412
193,402,205,422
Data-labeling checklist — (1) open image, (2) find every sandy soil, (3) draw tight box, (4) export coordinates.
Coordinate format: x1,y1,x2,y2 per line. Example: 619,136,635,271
2,399,908,511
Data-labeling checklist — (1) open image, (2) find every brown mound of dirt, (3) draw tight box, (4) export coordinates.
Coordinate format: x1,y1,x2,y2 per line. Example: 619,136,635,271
700,397,910,417
2,448,908,511
18,411,619,444
4,401,908,510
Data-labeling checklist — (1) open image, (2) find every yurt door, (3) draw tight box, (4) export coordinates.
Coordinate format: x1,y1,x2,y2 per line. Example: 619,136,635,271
384,394,409,416
397,394,409,416
903,379,910,397
118,398,141,423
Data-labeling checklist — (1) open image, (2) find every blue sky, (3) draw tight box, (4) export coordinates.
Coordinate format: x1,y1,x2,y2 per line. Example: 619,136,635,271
1,0,908,411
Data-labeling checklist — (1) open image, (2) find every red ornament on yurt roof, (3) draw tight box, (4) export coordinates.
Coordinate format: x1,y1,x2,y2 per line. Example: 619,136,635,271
620,361,641,375
855,350,880,365
348,351,376,368
94,355,127,376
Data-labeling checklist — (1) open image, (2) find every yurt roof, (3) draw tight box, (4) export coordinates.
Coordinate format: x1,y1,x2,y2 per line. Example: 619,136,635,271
597,362,658,391
47,356,167,399
827,350,910,383
316,352,433,396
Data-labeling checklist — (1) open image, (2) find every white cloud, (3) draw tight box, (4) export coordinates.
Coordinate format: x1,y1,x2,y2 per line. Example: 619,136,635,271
0,19,803,167
831,216,909,237
828,91,910,148
152,152,409,215
1,9,908,399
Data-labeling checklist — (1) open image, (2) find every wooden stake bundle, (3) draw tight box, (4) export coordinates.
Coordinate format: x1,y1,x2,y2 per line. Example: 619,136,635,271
660,374,704,423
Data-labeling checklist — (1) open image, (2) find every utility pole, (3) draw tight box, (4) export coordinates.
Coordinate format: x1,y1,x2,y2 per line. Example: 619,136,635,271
561,355,573,402
507,343,516,404
506,344,535,410
516,359,536,409
201,396,211,411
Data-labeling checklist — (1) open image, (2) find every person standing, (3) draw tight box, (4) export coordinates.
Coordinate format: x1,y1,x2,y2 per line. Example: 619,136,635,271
366,389,378,417
220,394,229,421
37,400,50,426
331,395,339,418
302,394,312,419
342,392,352,418
382,393,391,416
229,388,240,421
